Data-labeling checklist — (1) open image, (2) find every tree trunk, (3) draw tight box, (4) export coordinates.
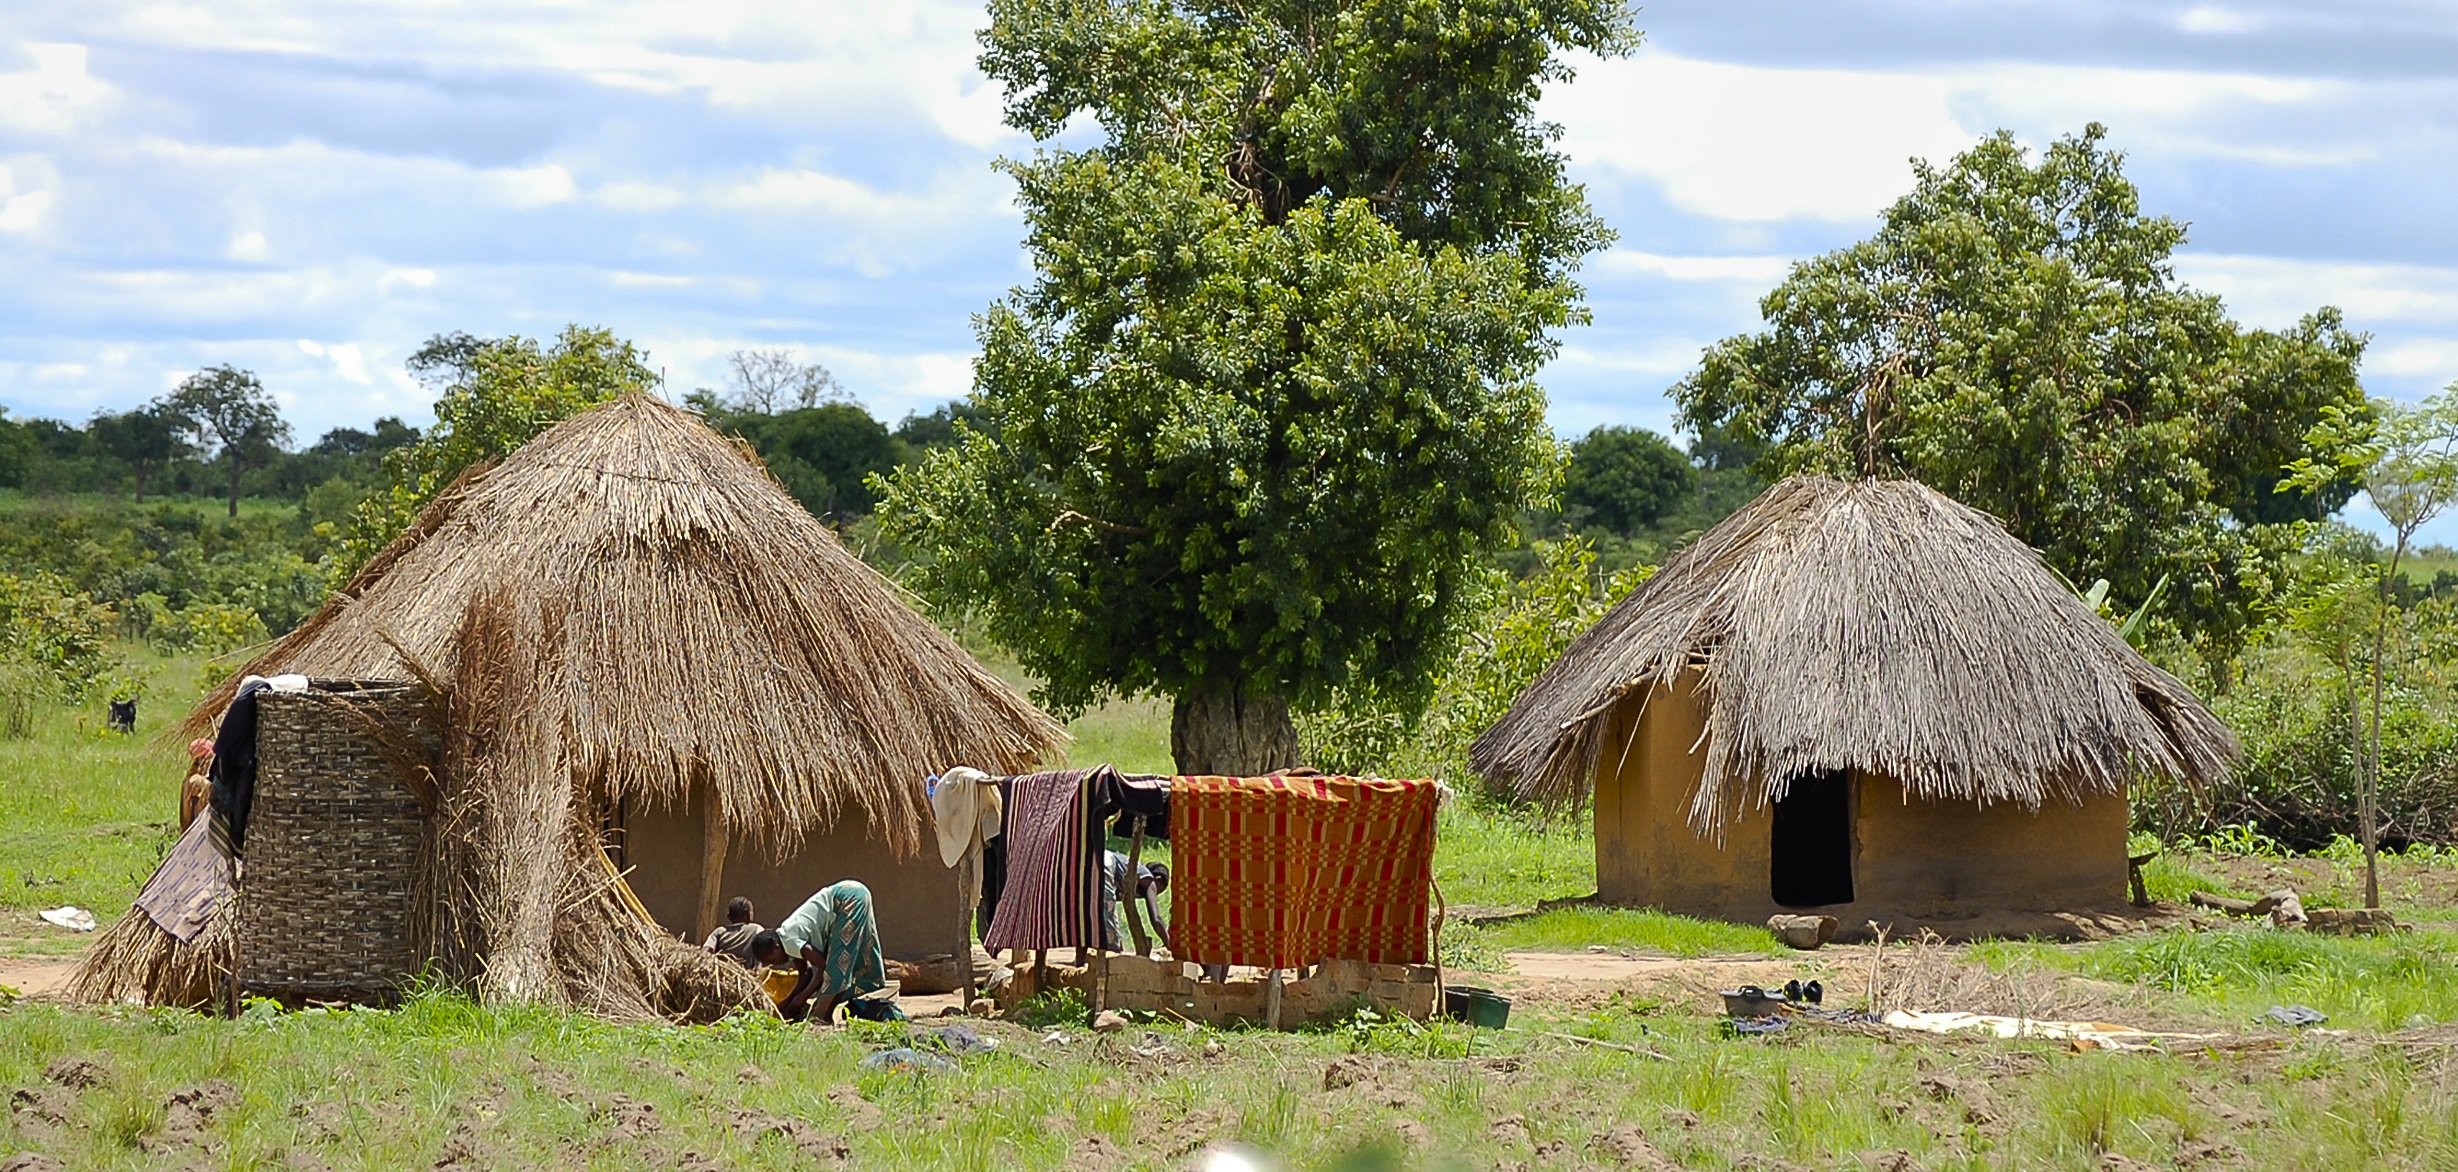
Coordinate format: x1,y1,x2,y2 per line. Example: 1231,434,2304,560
227,456,243,518
132,461,148,504
1170,684,1301,776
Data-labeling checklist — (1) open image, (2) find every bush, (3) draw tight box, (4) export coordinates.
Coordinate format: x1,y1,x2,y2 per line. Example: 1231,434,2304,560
2141,613,2458,850
149,601,269,657
1299,536,1648,796
0,570,123,702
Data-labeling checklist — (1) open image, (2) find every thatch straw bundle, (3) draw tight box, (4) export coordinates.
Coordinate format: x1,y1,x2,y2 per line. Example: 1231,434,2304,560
1471,476,2238,829
65,901,233,1011
185,394,1065,855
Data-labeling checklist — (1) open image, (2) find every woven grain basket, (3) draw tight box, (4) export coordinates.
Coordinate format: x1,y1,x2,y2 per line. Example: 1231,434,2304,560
235,680,439,1007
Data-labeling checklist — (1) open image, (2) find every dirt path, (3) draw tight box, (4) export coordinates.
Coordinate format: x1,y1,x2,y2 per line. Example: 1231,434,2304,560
0,957,76,999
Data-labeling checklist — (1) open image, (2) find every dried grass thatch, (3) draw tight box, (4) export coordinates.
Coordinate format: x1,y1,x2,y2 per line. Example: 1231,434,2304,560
184,394,1066,855
1470,476,2238,828
64,900,234,1011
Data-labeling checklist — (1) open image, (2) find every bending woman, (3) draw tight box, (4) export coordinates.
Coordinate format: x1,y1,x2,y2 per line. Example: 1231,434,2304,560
752,879,887,1023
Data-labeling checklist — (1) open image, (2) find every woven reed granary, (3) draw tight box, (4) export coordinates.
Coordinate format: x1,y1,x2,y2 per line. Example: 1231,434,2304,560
117,394,1066,1016
1471,476,2238,937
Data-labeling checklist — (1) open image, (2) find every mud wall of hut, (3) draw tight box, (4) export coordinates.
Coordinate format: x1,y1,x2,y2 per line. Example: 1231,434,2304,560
616,788,965,963
1594,675,2131,931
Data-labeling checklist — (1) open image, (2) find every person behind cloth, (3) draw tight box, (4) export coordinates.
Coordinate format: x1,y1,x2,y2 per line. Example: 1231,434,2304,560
751,880,887,1022
178,738,215,831
701,896,764,967
1099,851,1169,952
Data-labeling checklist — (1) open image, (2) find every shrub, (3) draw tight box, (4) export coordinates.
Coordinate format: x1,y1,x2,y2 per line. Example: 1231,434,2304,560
149,601,269,656
0,570,123,701
1300,536,1648,797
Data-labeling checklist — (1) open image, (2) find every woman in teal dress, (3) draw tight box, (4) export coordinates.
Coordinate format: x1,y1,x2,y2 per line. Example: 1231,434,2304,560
752,879,887,1022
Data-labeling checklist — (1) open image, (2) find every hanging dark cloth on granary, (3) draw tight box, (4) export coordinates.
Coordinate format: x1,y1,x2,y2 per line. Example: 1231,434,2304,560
1104,772,1172,839
975,775,1015,938
205,673,310,855
206,676,270,853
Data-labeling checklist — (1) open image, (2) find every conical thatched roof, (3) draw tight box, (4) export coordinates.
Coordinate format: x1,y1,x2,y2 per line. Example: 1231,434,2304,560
188,395,1066,855
1471,475,2237,830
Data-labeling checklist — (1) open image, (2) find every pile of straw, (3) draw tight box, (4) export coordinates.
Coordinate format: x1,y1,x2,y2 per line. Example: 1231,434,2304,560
1472,475,2239,827
64,900,233,1011
429,586,765,1022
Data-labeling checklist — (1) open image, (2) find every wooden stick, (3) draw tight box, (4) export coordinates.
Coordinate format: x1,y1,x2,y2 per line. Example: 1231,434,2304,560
1123,816,1152,957
693,782,728,943
1539,1031,1669,1060
956,838,978,1007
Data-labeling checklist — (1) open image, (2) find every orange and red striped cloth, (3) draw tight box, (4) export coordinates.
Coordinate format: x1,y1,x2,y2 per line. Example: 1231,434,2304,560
1169,774,1439,969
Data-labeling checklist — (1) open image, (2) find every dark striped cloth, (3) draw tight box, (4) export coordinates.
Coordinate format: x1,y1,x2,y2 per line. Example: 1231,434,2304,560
982,767,1113,953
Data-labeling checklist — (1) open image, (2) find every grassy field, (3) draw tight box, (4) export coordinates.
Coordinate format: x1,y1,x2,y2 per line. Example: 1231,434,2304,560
8,654,2458,1168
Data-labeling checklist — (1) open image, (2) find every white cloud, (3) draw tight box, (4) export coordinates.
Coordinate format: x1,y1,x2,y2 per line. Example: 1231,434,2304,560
2176,6,2266,35
608,271,694,288
1548,48,2351,223
1599,250,1793,283
227,230,269,260
0,189,52,234
2371,341,2458,381
1547,49,1974,222
377,267,436,292
489,163,578,208
0,43,111,135
2175,254,2458,328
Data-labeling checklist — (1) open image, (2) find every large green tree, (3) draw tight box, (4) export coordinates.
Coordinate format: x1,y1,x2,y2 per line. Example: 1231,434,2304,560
878,0,1636,773
167,365,292,518
89,403,188,503
1563,425,1695,535
332,326,658,579
1676,125,2367,663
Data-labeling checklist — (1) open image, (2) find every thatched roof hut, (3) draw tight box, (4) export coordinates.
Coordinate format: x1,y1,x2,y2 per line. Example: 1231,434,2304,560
191,394,1064,854
97,395,1067,1015
1471,476,2237,932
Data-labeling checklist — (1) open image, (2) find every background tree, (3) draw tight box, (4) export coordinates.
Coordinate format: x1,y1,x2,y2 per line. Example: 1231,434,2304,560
333,326,658,578
726,349,844,414
89,404,188,502
2283,385,2458,908
1563,425,1695,535
724,403,900,519
166,366,292,518
879,0,1636,774
1675,125,2368,669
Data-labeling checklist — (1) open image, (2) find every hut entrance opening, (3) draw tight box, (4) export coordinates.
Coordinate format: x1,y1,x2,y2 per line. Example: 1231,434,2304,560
1770,770,1854,907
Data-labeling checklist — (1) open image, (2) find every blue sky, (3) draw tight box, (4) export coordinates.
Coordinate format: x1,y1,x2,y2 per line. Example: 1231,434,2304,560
3,0,2455,528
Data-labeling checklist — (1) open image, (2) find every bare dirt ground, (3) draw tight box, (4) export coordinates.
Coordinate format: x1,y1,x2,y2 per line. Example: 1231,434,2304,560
0,957,73,998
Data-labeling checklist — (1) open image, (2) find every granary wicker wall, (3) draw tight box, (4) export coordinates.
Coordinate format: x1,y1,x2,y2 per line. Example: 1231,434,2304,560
236,681,439,1006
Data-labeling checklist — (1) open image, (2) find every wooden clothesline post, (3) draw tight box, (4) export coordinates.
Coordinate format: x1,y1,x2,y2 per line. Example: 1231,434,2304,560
692,784,727,943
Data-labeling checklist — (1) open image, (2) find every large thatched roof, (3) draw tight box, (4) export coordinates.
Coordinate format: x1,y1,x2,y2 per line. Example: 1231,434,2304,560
189,395,1066,855
1470,475,2237,830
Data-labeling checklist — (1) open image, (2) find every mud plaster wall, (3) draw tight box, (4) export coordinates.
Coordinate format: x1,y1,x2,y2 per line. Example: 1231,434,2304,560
616,788,963,962
1594,674,2129,925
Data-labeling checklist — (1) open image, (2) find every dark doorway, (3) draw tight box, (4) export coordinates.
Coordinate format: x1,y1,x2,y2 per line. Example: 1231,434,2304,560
1770,770,1854,907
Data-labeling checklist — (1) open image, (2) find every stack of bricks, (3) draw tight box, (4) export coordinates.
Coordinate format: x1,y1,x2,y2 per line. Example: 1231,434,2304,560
995,953,1438,1028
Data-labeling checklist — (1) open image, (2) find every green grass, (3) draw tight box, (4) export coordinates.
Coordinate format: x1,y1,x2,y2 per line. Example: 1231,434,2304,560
7,986,2456,1170
14,650,2458,1168
0,650,206,955
2077,927,2458,1031
1471,907,1786,958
